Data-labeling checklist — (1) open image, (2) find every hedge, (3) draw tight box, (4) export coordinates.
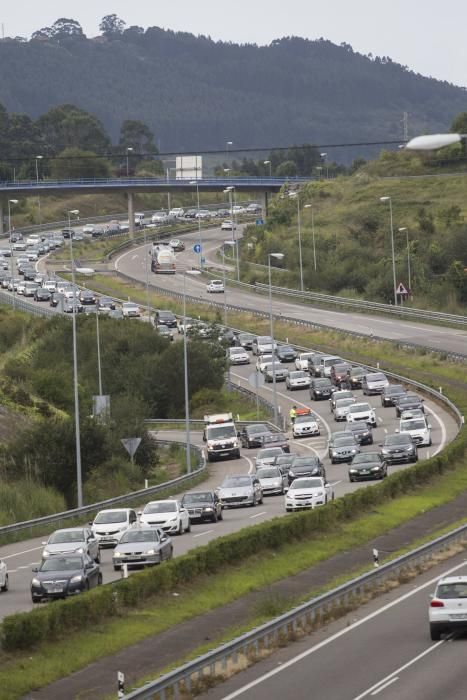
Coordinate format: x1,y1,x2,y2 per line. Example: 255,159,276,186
2,426,466,652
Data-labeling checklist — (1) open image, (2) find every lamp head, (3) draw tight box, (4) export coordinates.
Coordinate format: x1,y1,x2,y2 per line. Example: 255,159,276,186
398,227,407,232
380,196,390,203
9,199,18,204
405,133,463,151
270,253,284,261
68,209,80,216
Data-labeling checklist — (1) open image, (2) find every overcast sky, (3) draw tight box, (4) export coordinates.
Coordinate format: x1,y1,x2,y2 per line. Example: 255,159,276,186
2,0,467,87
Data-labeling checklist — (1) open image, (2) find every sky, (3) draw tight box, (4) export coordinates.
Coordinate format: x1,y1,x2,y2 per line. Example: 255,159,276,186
2,0,467,88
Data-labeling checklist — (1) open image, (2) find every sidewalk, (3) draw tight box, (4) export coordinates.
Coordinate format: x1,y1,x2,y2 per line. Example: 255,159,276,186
26,490,467,699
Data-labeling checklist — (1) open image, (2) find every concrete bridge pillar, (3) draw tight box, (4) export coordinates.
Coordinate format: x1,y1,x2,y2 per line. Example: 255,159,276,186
260,191,269,219
127,192,135,237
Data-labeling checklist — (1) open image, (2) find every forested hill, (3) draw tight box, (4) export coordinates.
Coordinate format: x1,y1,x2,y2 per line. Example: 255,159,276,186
0,20,466,153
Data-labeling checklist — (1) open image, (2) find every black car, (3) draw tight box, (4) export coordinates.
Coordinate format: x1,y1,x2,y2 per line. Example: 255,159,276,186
79,290,96,305
380,433,418,464
381,384,406,407
239,423,273,448
349,453,388,482
50,292,65,308
310,377,334,400
220,329,237,347
61,228,74,239
181,491,223,523
394,394,425,417
345,366,366,389
31,554,102,602
275,345,298,363
97,296,116,312
22,268,37,281
235,332,255,350
34,288,51,302
345,422,374,445
260,432,290,453
63,299,84,313
288,456,326,484
273,453,299,474
154,310,178,328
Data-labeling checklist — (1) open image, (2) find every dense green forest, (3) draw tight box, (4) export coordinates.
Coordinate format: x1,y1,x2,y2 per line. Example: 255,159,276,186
0,15,466,159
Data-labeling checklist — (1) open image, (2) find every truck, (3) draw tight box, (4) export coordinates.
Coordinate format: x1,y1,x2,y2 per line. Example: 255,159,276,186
203,413,240,462
151,244,176,274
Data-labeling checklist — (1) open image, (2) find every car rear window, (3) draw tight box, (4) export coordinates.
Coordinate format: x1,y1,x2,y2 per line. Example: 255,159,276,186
436,583,467,598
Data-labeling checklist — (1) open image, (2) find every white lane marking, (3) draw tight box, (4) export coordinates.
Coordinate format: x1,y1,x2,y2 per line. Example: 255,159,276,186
244,456,255,475
329,480,342,487
3,545,43,560
377,416,383,423
17,565,30,570
383,428,388,434
424,405,447,457
370,676,399,696
192,529,214,538
250,511,267,519
219,559,467,700
8,569,17,574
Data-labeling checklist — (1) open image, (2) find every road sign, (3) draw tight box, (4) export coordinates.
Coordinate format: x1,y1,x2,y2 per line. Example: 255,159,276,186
255,219,264,226
121,437,142,462
396,282,408,296
193,243,201,253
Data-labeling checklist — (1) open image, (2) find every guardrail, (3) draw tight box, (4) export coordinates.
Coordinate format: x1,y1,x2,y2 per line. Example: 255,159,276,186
0,289,56,318
0,441,204,540
122,521,467,699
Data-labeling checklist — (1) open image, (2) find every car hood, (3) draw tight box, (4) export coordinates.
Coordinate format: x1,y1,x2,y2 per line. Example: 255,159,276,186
114,542,159,554
351,461,382,469
36,567,84,581
219,487,253,496
288,487,323,497
92,523,128,533
44,543,86,555
141,512,178,521
258,477,282,485
182,500,214,509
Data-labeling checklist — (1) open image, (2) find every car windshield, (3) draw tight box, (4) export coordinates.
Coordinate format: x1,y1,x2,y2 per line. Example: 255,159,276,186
94,511,128,524
257,337,272,343
300,354,313,361
315,379,331,386
336,399,355,408
256,468,280,479
279,346,294,353
387,385,404,393
159,312,174,320
386,435,411,445
207,425,236,439
290,371,307,378
334,364,350,372
333,391,353,400
221,477,252,487
263,434,286,443
41,557,83,571
401,420,426,430
119,530,159,543
257,448,283,458
368,373,386,382
182,493,213,504
290,478,322,489
351,367,365,376
48,531,85,544
436,582,467,599
248,424,269,435
352,454,380,464
230,348,245,355
292,457,319,468
399,395,419,404
334,436,356,446
143,502,177,514
348,404,371,413
239,333,254,341
295,415,314,424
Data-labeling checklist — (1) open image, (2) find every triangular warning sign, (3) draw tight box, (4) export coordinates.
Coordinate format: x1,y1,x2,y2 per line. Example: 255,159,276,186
396,282,408,295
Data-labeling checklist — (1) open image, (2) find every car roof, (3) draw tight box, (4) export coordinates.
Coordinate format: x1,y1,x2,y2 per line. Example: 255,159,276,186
437,576,467,584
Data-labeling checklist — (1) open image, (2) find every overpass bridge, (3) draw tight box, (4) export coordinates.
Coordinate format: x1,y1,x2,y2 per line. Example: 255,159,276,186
0,176,310,235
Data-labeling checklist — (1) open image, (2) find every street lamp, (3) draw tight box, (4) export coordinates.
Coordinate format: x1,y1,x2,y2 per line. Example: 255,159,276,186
289,192,304,292
320,152,328,179
35,155,43,225
406,133,465,150
67,208,83,507
8,199,18,309
268,253,284,427
226,140,233,155
182,269,201,474
264,160,272,177
222,240,235,328
190,180,203,269
380,197,397,306
224,186,240,281
126,147,133,177
398,227,412,295
304,204,317,272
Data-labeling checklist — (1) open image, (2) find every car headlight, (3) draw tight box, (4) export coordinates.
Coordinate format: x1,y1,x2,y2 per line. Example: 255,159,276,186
203,507,213,512
331,450,338,456
289,470,295,477
351,448,357,453
349,469,357,473
233,441,239,448
315,390,322,394
31,577,40,586
70,575,83,584
146,549,156,555
42,550,50,557
75,547,84,554
114,551,122,557
371,467,380,471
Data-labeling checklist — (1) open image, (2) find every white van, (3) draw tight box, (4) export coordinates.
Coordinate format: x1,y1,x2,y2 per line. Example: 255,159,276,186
398,413,432,447
319,356,342,378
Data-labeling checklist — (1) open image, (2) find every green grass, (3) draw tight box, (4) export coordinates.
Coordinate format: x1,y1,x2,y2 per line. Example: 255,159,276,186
2,454,467,699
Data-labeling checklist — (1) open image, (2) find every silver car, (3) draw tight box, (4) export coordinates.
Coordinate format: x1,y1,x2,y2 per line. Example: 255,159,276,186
255,466,288,495
286,370,312,390
217,475,263,508
329,435,360,464
41,527,100,563
334,398,356,422
255,447,285,468
264,362,289,382
112,526,173,570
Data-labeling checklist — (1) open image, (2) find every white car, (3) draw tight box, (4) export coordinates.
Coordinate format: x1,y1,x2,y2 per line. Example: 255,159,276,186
330,390,354,412
26,234,41,247
0,559,8,592
346,402,377,427
362,372,390,395
429,575,467,640
169,207,185,218
83,224,96,234
228,347,250,365
285,477,333,511
293,412,320,438
138,500,191,535
122,301,141,317
256,354,274,372
90,508,138,547
16,281,26,295
252,336,276,355
286,370,311,391
398,414,432,447
334,398,356,422
43,280,57,292
221,220,236,231
255,466,287,495
207,279,225,293
295,352,315,371
13,241,27,251
255,447,285,468
152,212,170,224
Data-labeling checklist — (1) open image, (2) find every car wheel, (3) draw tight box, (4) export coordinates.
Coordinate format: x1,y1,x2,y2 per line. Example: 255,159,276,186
185,520,191,533
1,574,8,592
211,513,218,523
258,495,263,505
97,573,103,586
331,458,336,464
95,550,101,564
113,565,121,572
286,508,292,512
85,581,90,591
430,625,442,641
349,477,354,482
177,521,183,536
218,509,223,521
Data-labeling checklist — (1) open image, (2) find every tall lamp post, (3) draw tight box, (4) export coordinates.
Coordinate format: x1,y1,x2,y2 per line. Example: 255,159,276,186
221,240,235,328
126,147,133,177
190,179,203,269
35,155,43,225
226,140,233,159
182,269,201,474
289,192,304,291
380,196,398,306
224,186,240,281
8,199,18,309
264,160,272,177
304,204,317,271
398,227,412,295
67,208,83,507
268,252,284,427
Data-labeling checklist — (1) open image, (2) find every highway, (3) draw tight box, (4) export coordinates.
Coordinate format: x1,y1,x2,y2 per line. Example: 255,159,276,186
196,552,467,700
114,225,467,356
